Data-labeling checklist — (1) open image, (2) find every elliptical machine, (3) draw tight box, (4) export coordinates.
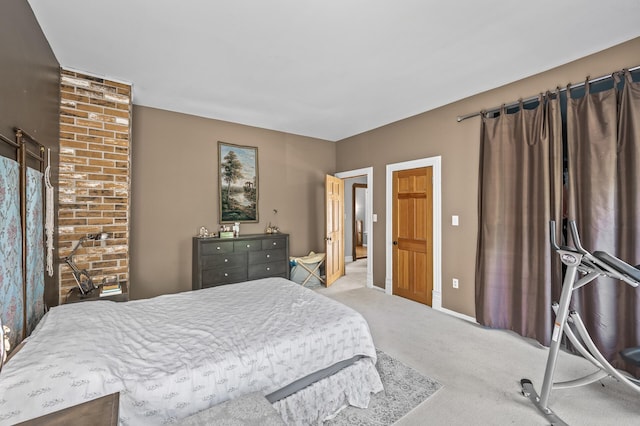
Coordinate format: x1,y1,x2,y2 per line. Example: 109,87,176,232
521,220,640,425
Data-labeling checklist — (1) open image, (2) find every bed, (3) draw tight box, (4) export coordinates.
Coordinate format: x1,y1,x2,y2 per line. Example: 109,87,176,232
0,277,383,425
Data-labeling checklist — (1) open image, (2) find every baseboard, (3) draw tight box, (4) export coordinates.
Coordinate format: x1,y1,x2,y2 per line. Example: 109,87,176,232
437,307,478,324
345,255,354,263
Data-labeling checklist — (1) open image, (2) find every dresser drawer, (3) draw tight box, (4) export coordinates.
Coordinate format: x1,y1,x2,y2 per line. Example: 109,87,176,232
202,268,247,286
201,240,234,254
201,252,246,269
234,240,262,252
193,234,289,290
248,261,287,280
248,249,286,265
262,237,287,250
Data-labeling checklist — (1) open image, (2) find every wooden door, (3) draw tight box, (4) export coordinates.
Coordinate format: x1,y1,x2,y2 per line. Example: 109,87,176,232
392,166,433,305
325,175,344,286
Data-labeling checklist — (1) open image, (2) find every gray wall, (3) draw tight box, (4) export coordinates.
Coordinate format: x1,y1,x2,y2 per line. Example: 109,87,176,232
130,106,336,299
0,0,60,307
336,36,640,318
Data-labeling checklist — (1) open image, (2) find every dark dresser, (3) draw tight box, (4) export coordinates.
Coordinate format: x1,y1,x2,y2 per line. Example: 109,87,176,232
192,233,289,290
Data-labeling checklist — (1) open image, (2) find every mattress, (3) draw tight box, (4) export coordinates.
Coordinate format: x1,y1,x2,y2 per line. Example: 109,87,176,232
0,277,382,425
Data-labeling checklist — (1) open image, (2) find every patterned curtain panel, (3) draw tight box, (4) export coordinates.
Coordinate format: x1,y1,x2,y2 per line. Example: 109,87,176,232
0,156,23,349
26,167,45,334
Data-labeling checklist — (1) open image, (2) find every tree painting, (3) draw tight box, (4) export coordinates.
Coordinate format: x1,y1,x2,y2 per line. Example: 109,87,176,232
218,142,258,222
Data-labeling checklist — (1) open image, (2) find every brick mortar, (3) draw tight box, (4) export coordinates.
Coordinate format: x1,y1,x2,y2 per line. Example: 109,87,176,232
58,69,132,302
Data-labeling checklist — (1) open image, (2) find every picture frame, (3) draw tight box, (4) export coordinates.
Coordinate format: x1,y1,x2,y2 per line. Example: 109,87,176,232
218,141,258,223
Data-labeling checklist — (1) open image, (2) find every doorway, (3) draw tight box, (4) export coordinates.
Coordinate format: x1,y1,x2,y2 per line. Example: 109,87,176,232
353,183,367,261
335,167,373,288
385,156,442,309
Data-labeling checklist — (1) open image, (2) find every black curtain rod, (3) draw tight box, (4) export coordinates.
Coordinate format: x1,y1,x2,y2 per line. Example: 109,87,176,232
457,65,640,122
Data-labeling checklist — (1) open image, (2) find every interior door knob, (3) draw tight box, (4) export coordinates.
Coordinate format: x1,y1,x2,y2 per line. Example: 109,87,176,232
393,241,398,245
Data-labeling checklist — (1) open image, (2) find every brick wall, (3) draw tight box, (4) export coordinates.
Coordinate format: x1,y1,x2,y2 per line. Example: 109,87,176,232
58,69,132,302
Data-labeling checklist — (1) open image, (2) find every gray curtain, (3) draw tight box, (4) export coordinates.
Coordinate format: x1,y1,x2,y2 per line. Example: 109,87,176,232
476,95,563,345
566,70,640,374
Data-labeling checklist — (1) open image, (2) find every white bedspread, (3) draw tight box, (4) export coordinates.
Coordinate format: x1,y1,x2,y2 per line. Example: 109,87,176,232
0,278,381,425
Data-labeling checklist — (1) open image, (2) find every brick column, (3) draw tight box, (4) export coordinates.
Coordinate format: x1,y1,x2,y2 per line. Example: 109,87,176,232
58,69,132,302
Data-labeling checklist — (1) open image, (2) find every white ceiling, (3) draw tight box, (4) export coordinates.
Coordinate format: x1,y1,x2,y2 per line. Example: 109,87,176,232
28,0,640,141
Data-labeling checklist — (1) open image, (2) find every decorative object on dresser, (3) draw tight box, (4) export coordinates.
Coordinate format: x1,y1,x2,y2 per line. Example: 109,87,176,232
192,234,289,290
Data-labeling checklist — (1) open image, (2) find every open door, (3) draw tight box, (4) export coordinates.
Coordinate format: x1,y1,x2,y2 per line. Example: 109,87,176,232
325,175,345,286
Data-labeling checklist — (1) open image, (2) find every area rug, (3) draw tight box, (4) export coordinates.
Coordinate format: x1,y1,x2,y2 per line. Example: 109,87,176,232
326,350,443,425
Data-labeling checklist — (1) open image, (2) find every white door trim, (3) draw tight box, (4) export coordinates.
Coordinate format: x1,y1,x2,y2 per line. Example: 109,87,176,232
385,157,442,310
335,167,373,288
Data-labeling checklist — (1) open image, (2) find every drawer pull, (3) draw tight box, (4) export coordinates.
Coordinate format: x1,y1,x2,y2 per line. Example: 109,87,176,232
266,267,271,271
266,254,270,258
246,244,251,248
272,242,277,246
216,246,221,250
224,258,228,262
224,273,228,277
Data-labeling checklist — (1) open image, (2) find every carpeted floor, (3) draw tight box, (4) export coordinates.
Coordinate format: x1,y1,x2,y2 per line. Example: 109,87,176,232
326,350,442,425
315,259,640,425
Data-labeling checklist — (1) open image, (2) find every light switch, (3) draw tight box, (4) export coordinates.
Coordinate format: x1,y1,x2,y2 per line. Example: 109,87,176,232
452,215,459,226
373,214,378,222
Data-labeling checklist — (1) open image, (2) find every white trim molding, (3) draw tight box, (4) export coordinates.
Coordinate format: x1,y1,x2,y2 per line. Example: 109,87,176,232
439,307,477,324
385,156,442,310
335,167,374,288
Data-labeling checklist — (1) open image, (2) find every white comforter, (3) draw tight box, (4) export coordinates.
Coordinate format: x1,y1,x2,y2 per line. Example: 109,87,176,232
0,278,381,425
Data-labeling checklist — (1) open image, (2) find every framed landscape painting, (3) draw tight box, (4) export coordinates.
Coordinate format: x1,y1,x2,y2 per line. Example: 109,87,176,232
218,141,258,223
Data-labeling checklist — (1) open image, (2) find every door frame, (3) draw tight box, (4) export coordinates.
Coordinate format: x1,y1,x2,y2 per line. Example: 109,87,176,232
385,156,442,310
335,167,373,289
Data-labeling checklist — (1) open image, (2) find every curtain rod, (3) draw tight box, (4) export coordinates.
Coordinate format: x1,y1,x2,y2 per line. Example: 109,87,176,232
457,65,640,122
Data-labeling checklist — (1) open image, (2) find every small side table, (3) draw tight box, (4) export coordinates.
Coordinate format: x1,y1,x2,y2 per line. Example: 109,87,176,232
66,282,129,304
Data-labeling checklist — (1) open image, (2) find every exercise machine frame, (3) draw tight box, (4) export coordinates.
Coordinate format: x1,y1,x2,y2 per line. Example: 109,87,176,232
521,220,640,425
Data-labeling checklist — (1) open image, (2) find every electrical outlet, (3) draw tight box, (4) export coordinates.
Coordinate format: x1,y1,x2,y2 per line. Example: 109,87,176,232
452,278,459,289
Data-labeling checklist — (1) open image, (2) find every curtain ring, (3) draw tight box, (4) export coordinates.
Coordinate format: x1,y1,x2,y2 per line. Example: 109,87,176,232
613,71,621,87
584,76,591,94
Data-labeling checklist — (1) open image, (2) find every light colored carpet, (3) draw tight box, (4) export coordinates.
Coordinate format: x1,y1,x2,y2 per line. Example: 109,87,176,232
315,259,640,425
327,350,442,425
